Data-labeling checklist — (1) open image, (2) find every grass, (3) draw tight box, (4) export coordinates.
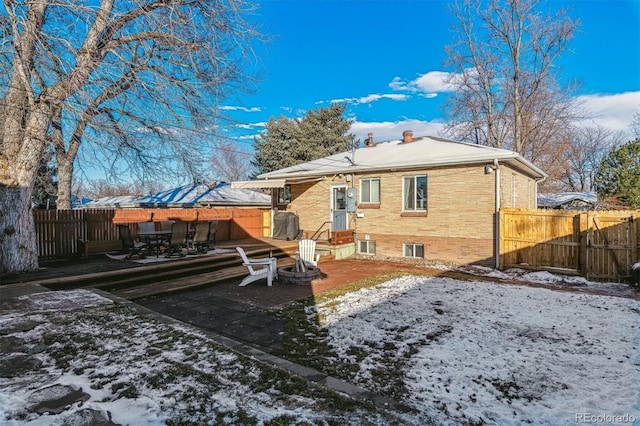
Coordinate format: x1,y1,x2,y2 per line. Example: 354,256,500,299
269,270,435,401
6,300,406,425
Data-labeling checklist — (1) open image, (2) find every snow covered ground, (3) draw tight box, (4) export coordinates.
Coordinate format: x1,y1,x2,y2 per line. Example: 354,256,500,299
313,273,640,425
0,291,395,425
1,268,638,425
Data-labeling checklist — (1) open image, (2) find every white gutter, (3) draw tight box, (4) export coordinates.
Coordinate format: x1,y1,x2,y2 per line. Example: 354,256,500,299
494,159,501,269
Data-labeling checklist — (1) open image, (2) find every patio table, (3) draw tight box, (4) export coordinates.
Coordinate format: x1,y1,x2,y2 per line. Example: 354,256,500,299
137,231,171,257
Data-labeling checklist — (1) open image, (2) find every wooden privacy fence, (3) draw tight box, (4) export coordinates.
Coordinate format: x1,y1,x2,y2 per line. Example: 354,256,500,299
34,208,270,260
500,208,640,282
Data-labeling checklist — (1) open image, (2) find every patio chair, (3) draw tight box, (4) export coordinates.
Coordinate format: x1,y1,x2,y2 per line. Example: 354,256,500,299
137,221,162,254
159,220,175,232
236,247,277,287
298,239,320,266
190,221,212,254
118,225,147,259
137,221,156,234
165,221,188,258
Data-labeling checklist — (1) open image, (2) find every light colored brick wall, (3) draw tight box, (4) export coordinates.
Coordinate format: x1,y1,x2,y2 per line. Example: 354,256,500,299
501,169,536,208
283,177,351,237
354,164,496,264
282,162,537,265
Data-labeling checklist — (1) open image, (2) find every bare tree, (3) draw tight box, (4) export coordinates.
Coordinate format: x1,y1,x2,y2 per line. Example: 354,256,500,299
0,0,260,273
550,126,623,192
81,179,165,199
631,112,640,138
210,138,253,182
443,0,580,161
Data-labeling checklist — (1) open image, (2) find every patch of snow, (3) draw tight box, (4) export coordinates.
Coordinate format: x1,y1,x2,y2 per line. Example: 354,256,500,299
316,276,640,424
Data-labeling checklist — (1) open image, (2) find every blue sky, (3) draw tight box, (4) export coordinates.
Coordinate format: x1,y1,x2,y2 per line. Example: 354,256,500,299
224,0,640,148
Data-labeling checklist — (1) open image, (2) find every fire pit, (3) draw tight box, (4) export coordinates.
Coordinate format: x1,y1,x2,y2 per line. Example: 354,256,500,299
277,252,322,285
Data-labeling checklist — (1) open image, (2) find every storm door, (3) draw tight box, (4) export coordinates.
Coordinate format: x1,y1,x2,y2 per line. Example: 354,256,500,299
331,185,347,231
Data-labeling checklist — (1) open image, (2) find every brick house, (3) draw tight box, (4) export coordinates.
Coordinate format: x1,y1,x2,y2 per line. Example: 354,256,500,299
237,131,547,267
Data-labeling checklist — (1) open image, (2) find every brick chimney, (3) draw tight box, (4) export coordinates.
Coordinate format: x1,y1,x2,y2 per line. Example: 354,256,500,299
365,132,375,147
403,130,413,143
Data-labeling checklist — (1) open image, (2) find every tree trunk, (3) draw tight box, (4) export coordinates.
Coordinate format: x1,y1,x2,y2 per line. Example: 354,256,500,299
0,185,38,274
57,161,73,210
1,101,54,273
53,102,83,211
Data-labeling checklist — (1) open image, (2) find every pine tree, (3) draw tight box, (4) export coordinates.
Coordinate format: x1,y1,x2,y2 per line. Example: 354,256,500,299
32,149,58,209
594,139,640,208
252,104,355,175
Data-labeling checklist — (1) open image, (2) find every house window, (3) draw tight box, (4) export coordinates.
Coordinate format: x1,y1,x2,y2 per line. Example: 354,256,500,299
403,243,424,258
360,178,380,203
403,175,427,211
358,239,376,255
277,185,291,204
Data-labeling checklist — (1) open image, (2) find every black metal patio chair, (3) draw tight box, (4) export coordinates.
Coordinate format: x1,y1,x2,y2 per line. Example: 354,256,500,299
190,221,213,254
118,225,147,259
165,221,188,258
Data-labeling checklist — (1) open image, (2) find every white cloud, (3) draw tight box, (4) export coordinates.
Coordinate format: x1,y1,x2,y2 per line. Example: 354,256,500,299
390,71,457,94
219,106,262,113
234,122,265,130
329,93,409,105
575,91,640,136
350,119,445,143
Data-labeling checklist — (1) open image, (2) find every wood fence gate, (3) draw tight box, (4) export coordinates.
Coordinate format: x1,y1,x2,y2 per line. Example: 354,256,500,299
500,209,640,282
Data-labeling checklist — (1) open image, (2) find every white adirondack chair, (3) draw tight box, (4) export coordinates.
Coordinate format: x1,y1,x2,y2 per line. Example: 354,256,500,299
298,239,320,267
236,247,277,287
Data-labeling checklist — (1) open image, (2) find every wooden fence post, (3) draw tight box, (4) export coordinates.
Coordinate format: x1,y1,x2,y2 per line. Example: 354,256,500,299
578,212,589,277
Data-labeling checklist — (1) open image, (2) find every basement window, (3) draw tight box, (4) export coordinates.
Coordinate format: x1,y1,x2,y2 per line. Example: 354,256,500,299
358,239,376,255
403,243,424,259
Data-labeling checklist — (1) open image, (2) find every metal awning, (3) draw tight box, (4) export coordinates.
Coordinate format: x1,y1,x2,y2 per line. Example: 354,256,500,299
231,177,325,189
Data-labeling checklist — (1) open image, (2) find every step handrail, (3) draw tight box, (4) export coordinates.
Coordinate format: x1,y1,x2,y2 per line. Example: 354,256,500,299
309,221,332,242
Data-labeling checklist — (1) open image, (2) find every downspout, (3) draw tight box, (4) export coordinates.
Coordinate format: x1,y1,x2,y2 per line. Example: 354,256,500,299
494,159,501,269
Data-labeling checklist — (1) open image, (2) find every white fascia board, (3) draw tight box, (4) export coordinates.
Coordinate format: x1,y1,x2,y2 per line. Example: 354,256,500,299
231,179,286,189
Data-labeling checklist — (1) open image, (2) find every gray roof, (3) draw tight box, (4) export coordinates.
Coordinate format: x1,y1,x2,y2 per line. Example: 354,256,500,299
137,182,271,208
196,183,272,207
538,192,597,209
83,183,270,209
258,135,547,180
83,195,139,209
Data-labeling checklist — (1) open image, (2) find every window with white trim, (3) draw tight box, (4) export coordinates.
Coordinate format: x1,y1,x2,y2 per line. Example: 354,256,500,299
358,239,376,255
277,185,291,204
360,178,380,203
403,175,427,211
403,243,424,258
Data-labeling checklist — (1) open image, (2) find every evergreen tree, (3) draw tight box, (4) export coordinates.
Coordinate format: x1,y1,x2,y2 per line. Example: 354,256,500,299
594,138,640,208
252,104,355,175
32,149,58,209
252,116,300,176
297,104,355,158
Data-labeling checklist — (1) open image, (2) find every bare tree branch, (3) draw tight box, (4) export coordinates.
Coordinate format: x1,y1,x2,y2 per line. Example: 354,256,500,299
0,0,262,272
443,0,581,165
